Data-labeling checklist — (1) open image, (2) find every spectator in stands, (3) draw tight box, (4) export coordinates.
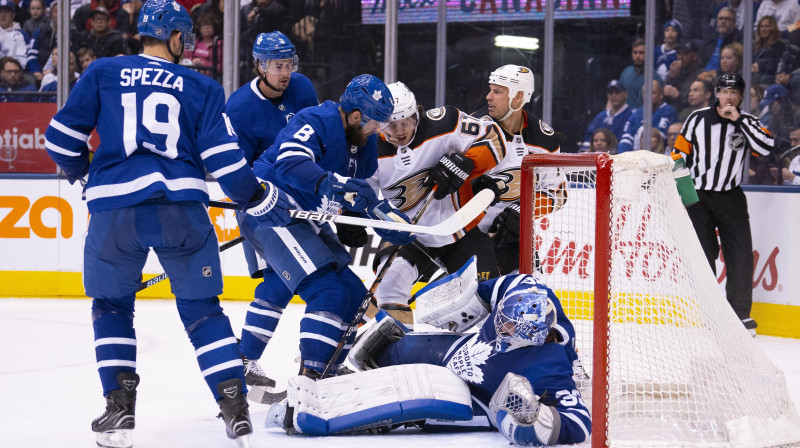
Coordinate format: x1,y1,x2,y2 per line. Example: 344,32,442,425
780,127,800,184
620,38,662,108
680,79,714,121
77,6,125,58
702,8,742,72
8,0,29,26
751,84,767,117
73,0,130,36
580,79,632,152
619,80,679,153
666,121,683,150
656,19,682,81
0,56,37,101
710,0,761,33
39,47,78,97
700,42,744,83
22,0,46,37
183,14,222,79
642,127,667,154
0,0,41,83
664,41,706,110
672,0,717,44
77,46,96,72
589,128,618,154
756,0,800,33
761,84,797,144
753,16,785,86
191,0,223,32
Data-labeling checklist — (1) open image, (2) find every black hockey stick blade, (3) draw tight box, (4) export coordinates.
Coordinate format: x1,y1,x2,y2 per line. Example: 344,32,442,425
248,386,288,405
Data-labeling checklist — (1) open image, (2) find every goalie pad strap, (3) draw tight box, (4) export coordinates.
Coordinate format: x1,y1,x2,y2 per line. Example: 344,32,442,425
414,256,489,332
288,364,473,436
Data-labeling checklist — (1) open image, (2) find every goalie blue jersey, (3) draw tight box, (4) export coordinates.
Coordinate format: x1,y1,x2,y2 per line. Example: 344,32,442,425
45,54,261,213
225,73,319,165
379,274,591,445
252,100,378,213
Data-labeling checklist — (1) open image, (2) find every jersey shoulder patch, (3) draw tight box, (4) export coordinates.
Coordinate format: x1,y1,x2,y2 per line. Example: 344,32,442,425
426,106,447,120
539,120,555,136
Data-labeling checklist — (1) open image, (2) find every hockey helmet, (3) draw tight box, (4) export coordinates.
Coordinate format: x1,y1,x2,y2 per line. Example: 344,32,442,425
494,286,556,353
252,31,298,74
387,81,418,122
716,73,745,93
489,64,535,105
340,74,394,130
138,0,195,51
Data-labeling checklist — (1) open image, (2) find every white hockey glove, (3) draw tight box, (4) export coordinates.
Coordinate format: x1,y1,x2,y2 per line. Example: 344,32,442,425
414,256,490,332
489,372,560,446
246,181,293,227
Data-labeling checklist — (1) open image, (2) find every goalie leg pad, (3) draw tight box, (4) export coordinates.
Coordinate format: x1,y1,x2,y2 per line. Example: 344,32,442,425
287,364,473,436
374,256,418,308
413,256,490,332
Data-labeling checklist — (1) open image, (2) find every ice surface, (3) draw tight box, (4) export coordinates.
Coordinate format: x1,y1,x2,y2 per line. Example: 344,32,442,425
1,298,798,448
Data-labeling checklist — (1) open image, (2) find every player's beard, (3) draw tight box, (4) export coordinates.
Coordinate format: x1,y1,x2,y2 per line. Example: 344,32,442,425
261,73,289,93
345,123,370,147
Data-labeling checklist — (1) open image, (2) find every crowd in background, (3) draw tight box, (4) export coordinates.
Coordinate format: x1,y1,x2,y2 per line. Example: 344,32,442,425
3,0,800,184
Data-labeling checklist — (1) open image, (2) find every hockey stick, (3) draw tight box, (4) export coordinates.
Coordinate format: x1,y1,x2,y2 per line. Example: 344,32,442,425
135,235,245,292
208,189,495,237
319,189,441,379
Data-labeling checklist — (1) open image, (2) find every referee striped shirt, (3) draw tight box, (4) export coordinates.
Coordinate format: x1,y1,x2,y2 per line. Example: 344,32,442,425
672,103,774,191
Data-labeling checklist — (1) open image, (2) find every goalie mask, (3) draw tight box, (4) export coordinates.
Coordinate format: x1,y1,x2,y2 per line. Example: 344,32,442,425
488,65,534,121
494,287,556,353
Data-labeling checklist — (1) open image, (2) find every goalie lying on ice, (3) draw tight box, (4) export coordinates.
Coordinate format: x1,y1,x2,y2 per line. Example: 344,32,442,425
270,256,591,446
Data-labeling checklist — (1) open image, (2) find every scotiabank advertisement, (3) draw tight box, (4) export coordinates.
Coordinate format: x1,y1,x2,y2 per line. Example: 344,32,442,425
0,179,796,307
0,103,59,174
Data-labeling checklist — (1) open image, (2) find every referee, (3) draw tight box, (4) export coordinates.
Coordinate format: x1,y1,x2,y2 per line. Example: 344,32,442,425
671,73,774,337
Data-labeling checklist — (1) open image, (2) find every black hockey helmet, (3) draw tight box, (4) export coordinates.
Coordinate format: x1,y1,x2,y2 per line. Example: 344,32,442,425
716,73,745,93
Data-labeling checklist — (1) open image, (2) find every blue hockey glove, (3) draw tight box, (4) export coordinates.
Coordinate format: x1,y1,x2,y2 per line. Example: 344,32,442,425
316,172,378,213
368,199,416,246
246,181,292,227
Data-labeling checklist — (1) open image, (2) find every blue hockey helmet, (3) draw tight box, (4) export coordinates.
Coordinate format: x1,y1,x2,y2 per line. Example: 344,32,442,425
252,31,298,74
340,74,394,130
138,0,195,51
494,286,556,353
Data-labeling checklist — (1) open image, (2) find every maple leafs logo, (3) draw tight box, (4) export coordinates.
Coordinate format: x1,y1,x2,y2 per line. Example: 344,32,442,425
446,336,492,384
372,90,383,101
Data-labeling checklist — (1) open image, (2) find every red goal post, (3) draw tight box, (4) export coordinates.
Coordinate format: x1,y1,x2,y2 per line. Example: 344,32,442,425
519,152,800,448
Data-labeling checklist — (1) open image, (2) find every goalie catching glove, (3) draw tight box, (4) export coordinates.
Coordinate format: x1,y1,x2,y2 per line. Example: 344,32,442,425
245,181,293,227
424,153,474,200
489,372,560,446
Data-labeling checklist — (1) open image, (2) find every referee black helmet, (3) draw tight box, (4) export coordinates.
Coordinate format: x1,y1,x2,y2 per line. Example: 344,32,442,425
716,73,745,93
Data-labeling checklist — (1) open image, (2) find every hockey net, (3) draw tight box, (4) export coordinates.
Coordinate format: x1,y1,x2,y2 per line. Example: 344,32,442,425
519,151,800,448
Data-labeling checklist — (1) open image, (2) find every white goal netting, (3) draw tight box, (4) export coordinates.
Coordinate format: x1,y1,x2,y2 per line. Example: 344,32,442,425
522,151,800,447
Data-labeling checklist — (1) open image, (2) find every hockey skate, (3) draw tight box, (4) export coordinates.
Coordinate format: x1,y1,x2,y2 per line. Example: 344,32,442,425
241,355,286,404
92,371,140,448
216,378,253,448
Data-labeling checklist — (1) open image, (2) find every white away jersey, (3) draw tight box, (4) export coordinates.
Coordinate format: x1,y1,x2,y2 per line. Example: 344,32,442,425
370,105,507,247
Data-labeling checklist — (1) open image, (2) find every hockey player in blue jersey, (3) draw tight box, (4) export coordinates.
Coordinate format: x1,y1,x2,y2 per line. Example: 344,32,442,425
269,256,591,446
44,1,293,446
237,73,416,382
224,31,319,397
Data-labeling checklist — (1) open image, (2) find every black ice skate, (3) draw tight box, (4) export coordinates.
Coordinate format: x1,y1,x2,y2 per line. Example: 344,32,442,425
91,371,140,448
216,378,253,448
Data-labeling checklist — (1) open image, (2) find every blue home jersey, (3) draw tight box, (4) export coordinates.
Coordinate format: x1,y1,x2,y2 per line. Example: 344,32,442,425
618,102,679,153
45,54,261,213
580,104,633,151
225,73,319,165
252,100,378,213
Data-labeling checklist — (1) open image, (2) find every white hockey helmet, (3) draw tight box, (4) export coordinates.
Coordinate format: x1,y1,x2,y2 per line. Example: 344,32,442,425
489,65,535,120
387,81,419,122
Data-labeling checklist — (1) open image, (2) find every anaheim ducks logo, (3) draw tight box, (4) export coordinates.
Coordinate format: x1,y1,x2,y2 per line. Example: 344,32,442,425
385,170,431,212
490,168,521,202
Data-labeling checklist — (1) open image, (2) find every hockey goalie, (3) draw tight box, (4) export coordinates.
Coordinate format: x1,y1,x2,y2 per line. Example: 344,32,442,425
268,256,591,446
